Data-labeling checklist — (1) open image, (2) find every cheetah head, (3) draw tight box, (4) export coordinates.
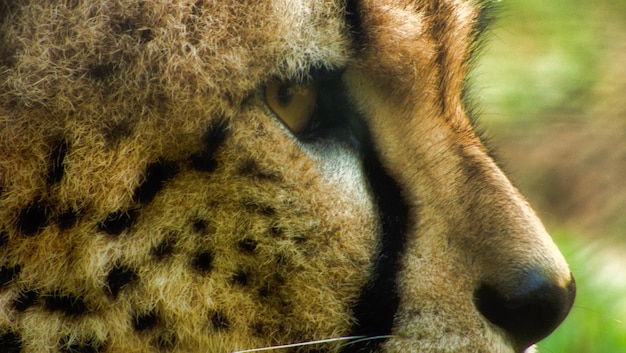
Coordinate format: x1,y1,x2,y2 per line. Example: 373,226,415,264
0,1,574,352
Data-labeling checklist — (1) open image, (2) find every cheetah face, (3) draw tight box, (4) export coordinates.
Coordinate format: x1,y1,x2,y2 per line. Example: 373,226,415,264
0,1,574,352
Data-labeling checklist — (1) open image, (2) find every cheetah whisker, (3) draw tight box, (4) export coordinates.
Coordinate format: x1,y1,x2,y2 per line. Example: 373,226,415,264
339,335,395,347
231,336,365,353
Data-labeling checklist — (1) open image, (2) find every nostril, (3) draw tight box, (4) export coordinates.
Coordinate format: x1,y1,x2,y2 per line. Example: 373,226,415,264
474,271,576,350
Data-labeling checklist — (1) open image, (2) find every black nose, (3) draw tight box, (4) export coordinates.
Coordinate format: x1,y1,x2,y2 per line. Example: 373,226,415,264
474,269,576,350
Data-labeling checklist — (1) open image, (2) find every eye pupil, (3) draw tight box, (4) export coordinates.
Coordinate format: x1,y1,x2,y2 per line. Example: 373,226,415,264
277,84,293,106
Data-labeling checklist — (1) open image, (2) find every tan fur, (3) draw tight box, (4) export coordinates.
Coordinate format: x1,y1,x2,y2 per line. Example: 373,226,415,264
1,1,572,352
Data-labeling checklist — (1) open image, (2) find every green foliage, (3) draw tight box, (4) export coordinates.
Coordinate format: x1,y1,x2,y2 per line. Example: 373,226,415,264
475,0,622,123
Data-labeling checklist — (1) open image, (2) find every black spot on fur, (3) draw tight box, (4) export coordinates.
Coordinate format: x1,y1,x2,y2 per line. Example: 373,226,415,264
111,14,156,45
106,264,137,298
208,310,230,331
138,28,154,44
57,208,81,230
250,321,268,337
191,251,214,273
0,331,22,353
44,291,88,316
243,201,275,217
237,238,258,254
0,231,7,248
258,283,271,299
88,62,118,81
153,330,177,350
151,237,175,260
290,234,307,244
113,16,136,34
133,310,159,331
257,277,291,315
0,265,20,287
192,219,207,233
230,270,249,287
59,336,105,353
17,197,50,236
103,118,136,146
190,153,217,172
268,224,283,237
47,139,68,186
190,119,230,172
133,160,179,204
258,275,286,300
98,209,138,236
0,3,18,68
12,289,39,312
191,219,215,236
238,159,283,183
275,253,290,267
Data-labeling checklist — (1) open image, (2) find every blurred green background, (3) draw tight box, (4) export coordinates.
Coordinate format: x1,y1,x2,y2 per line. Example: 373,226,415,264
474,0,626,351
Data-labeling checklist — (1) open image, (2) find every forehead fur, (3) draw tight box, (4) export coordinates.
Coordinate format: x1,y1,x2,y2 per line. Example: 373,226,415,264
0,0,351,118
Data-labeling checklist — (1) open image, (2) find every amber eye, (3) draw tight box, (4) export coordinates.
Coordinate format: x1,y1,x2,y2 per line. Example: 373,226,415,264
264,79,317,134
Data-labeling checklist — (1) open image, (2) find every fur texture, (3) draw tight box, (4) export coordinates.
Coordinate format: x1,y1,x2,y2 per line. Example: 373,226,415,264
1,1,574,352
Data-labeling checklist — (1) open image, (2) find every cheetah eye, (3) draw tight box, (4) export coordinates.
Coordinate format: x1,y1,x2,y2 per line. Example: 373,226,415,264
264,79,317,134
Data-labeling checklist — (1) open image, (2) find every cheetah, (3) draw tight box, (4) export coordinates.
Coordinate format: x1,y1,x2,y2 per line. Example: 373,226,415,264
0,0,575,352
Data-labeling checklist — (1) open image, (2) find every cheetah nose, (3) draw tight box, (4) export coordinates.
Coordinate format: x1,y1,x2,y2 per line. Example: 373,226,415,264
474,269,576,350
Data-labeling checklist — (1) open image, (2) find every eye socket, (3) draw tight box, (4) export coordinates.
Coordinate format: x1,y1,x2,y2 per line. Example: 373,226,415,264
264,79,317,134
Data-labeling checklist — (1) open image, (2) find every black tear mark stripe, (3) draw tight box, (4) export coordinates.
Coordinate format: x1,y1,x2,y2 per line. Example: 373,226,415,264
191,119,230,172
133,160,179,204
343,146,408,352
106,263,137,299
318,87,406,351
47,139,68,187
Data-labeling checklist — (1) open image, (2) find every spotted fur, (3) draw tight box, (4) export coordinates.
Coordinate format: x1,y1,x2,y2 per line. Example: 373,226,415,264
0,1,574,352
